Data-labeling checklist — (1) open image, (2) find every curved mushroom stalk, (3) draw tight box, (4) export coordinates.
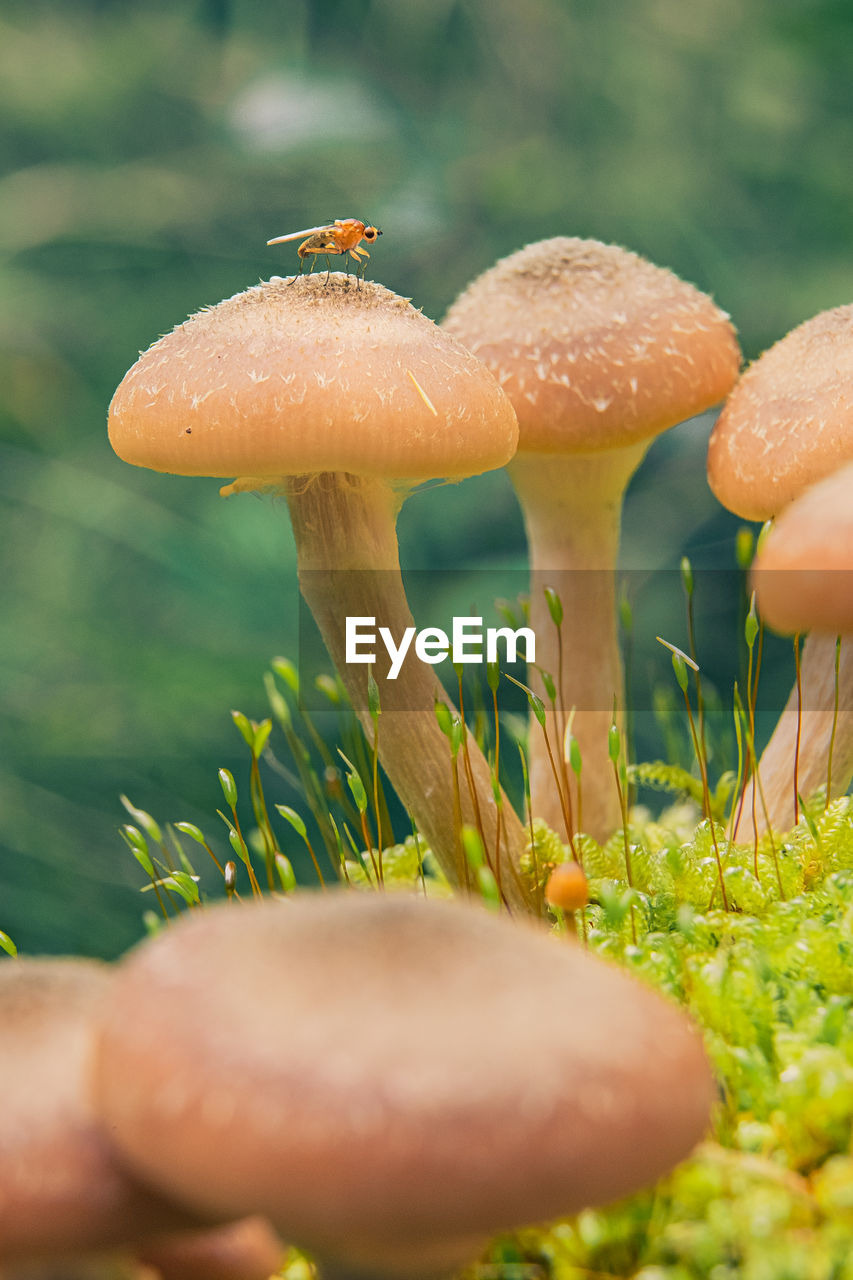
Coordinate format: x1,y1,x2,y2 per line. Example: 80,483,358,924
737,634,853,836
286,472,533,908
510,446,649,839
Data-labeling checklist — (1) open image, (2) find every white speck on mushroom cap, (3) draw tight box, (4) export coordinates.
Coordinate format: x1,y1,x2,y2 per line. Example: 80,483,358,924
443,237,740,452
708,304,853,520
108,276,518,483
94,894,713,1259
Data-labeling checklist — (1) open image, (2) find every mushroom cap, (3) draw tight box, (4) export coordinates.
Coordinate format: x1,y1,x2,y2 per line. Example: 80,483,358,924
751,460,853,634
0,958,202,1261
708,304,853,520
442,237,740,453
544,861,590,912
108,276,518,483
93,893,713,1277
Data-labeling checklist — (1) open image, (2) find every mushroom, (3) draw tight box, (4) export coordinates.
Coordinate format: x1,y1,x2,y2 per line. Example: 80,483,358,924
0,957,205,1264
444,238,740,841
93,892,714,1280
107,275,531,907
0,1220,282,1280
751,461,853,635
136,1218,283,1280
707,304,853,832
750,461,853,814
0,1258,143,1280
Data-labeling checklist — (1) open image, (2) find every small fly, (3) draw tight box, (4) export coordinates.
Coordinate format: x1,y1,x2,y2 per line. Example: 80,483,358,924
266,218,382,287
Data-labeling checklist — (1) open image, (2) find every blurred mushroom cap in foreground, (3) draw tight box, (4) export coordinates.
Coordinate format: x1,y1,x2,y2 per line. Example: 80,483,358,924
93,892,714,1279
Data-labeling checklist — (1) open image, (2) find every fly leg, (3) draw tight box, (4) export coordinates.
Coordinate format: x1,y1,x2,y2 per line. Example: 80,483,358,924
350,246,370,289
287,253,307,286
287,250,313,286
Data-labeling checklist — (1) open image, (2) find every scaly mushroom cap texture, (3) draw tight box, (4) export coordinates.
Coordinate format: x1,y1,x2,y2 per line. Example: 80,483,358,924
752,460,853,635
708,304,853,521
442,237,740,453
108,276,518,482
0,958,199,1260
93,894,713,1277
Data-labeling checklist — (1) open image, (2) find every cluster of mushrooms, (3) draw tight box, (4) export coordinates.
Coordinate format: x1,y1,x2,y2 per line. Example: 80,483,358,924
2,895,711,1279
3,238,851,1278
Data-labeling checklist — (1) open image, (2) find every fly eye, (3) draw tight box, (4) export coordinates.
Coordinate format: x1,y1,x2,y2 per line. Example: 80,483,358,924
365,226,378,241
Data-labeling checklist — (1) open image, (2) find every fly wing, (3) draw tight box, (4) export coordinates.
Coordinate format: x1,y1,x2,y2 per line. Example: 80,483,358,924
302,230,341,252
266,224,335,246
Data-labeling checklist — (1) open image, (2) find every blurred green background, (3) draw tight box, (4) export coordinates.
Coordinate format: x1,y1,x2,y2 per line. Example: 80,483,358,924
3,0,852,956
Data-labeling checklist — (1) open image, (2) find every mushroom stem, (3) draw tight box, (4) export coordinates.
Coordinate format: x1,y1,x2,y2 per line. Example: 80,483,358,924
0,1261,142,1280
285,472,533,908
313,1244,473,1280
312,1259,458,1280
736,632,853,836
510,445,649,842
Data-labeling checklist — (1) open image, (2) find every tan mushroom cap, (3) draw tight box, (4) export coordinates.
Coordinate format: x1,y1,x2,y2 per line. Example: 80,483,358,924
708,305,853,521
108,276,518,483
751,460,853,635
0,958,202,1261
93,894,713,1277
443,237,740,453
